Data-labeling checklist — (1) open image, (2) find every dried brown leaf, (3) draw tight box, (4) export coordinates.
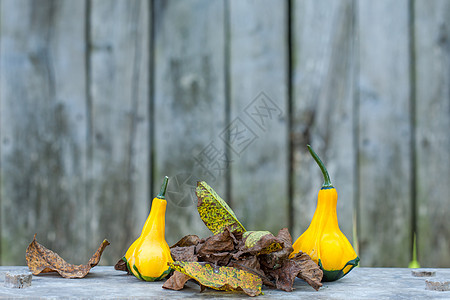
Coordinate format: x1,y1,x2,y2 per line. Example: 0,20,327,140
229,256,262,274
273,228,294,259
170,234,201,263
197,228,235,265
202,251,232,266
170,235,200,248
171,246,198,262
163,271,192,291
233,230,282,260
270,259,299,292
26,234,109,278
229,256,275,288
259,228,293,270
264,252,323,292
114,257,130,273
197,228,235,255
259,230,322,291
292,252,323,291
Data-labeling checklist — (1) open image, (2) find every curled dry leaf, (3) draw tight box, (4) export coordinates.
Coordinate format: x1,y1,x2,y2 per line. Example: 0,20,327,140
196,227,235,265
267,253,323,292
169,234,201,263
26,234,109,278
114,257,130,274
167,261,262,297
170,235,200,248
260,229,322,291
171,246,198,262
162,271,192,291
291,252,323,291
197,228,235,255
233,230,283,259
259,228,293,270
229,256,275,288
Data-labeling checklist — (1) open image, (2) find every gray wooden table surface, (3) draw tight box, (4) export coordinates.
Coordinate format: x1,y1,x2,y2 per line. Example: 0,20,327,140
0,266,449,299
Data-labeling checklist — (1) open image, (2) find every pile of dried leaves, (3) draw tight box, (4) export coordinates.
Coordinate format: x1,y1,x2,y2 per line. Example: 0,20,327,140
116,181,323,296
164,227,322,296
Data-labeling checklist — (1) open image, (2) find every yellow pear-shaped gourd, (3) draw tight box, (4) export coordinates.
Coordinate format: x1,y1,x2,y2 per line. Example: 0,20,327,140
291,145,359,281
123,176,173,281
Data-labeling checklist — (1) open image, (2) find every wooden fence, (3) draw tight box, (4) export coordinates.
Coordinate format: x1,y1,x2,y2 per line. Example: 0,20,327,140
0,0,448,268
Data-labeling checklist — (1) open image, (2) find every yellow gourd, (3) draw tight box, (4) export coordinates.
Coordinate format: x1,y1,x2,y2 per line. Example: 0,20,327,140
123,176,173,281
291,145,359,281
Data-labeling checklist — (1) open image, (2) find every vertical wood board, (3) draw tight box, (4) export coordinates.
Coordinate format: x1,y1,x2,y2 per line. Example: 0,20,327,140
291,0,355,242
414,0,450,268
228,0,289,233
358,0,412,267
88,0,150,264
0,0,88,264
153,0,227,244
0,0,448,269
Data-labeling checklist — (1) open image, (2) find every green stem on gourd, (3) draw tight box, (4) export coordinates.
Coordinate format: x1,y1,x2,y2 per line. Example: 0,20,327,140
157,176,169,199
307,145,333,189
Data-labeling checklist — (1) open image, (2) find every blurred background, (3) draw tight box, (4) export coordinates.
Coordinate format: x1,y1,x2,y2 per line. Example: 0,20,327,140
0,0,448,267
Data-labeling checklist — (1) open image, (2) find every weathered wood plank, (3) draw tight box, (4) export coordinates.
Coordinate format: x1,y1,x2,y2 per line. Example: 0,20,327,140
358,0,412,267
2,267,450,299
0,0,448,270
228,0,289,234
153,0,227,244
291,0,355,243
88,0,150,264
414,0,450,268
0,0,88,264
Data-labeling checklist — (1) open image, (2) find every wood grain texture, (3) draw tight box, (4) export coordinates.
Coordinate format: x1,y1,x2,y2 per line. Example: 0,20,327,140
153,0,227,244
358,0,412,267
291,0,355,242
414,0,450,268
228,0,288,233
0,0,88,264
0,0,448,268
3,266,450,299
88,0,150,264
